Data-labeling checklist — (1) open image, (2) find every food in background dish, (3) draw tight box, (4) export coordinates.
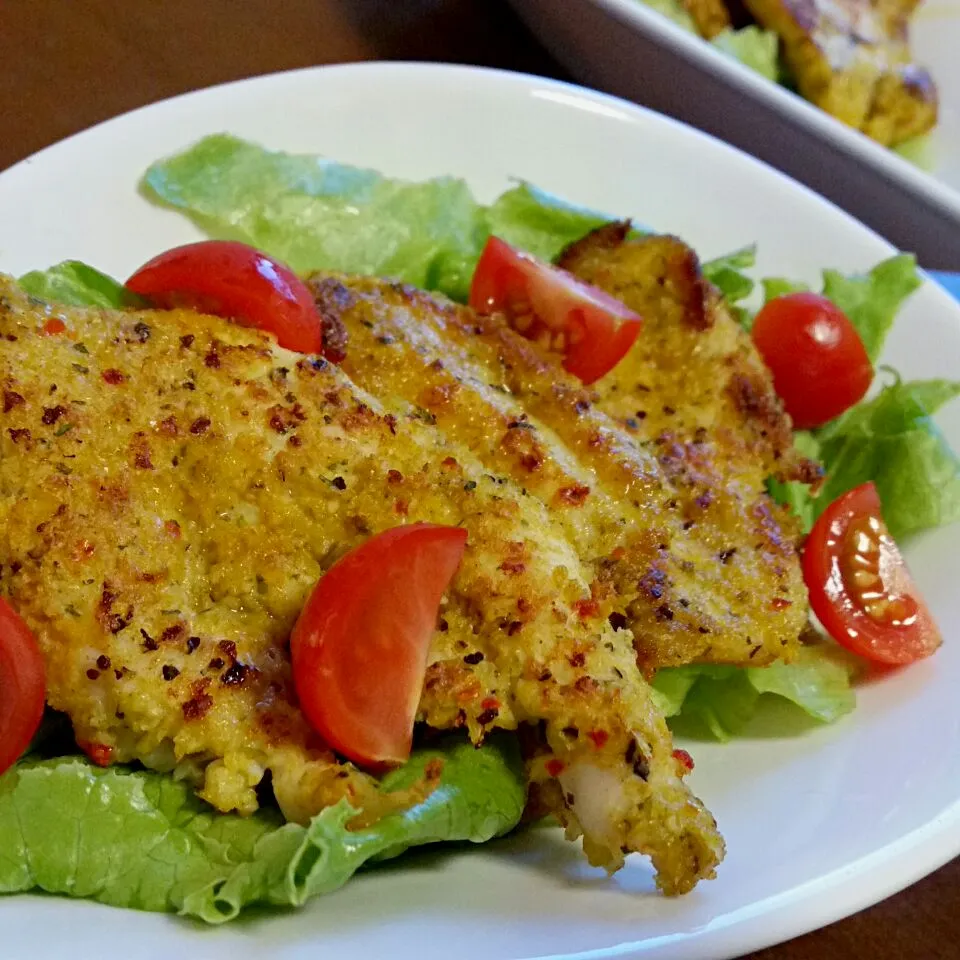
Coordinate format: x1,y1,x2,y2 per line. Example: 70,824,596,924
636,0,937,147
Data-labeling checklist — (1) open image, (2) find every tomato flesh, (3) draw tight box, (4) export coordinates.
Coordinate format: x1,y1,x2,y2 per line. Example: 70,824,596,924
802,482,941,665
0,597,46,776
751,292,872,429
126,240,333,357
290,523,468,768
469,236,642,385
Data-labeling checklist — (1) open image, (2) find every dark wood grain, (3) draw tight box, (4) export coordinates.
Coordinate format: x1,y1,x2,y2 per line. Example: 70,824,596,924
0,2,955,957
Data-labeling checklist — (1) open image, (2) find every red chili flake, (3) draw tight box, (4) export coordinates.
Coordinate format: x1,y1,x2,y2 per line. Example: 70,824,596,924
80,742,113,767
179,334,195,349
186,636,201,654
568,651,586,668
7,428,30,444
288,434,303,448
384,413,398,435
557,484,590,506
517,597,531,614
545,758,566,778
162,664,180,681
587,729,609,749
157,415,179,437
161,624,185,643
477,707,499,725
102,369,125,385
218,639,238,660
386,469,403,484
189,416,211,435
96,655,111,670
394,498,409,516
499,560,525,575
441,456,458,469
574,598,599,619
72,539,95,562
41,317,66,336
463,651,484,665
3,390,24,413
673,748,695,772
86,668,100,681
506,620,523,636
182,691,214,721
41,404,67,425
770,597,793,611
204,350,221,368
481,697,500,711
164,519,181,539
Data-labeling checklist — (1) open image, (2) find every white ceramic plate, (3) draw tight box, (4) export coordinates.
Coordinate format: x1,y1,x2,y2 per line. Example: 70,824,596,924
508,0,960,270
1,63,958,960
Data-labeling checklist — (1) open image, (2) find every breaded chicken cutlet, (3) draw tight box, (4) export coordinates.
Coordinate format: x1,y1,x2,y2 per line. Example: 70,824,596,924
0,276,723,896
307,228,810,672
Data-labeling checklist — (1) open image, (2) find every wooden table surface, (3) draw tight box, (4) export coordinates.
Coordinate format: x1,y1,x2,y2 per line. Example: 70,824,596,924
1,1,956,957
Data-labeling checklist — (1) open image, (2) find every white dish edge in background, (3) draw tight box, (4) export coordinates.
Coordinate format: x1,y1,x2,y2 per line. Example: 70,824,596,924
508,0,960,269
0,63,957,960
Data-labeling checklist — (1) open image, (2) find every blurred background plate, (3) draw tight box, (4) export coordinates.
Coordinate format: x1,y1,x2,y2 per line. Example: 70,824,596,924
508,0,960,268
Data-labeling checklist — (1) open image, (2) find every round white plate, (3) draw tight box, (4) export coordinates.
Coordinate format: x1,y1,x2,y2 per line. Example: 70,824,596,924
1,63,958,960
508,0,960,270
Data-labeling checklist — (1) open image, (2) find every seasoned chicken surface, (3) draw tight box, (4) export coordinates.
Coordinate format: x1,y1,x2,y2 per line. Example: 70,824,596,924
307,238,809,672
743,0,937,145
0,277,722,895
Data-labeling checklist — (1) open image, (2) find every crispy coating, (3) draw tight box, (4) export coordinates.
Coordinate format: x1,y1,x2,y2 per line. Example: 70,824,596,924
307,263,809,671
0,277,722,895
743,0,936,145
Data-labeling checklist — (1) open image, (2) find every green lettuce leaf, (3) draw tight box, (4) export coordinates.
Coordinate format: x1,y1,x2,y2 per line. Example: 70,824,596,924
703,245,756,304
766,429,821,531
652,645,858,740
814,376,960,538
0,735,524,923
636,0,698,32
18,261,141,309
142,134,486,302
711,27,780,81
141,136,627,304
820,255,922,362
485,183,613,263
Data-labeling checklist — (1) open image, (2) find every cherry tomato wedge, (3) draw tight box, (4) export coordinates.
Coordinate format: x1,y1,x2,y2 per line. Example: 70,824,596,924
290,523,468,768
0,597,46,776
469,236,642,385
802,482,941,665
126,240,334,357
751,292,872,430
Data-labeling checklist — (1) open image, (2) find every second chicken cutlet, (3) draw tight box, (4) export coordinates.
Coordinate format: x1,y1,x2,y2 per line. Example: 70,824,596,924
306,231,810,672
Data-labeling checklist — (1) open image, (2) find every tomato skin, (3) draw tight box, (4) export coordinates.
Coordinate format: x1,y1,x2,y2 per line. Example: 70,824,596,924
290,523,468,768
802,482,941,665
0,598,46,776
469,236,642,385
126,241,331,357
751,293,872,430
